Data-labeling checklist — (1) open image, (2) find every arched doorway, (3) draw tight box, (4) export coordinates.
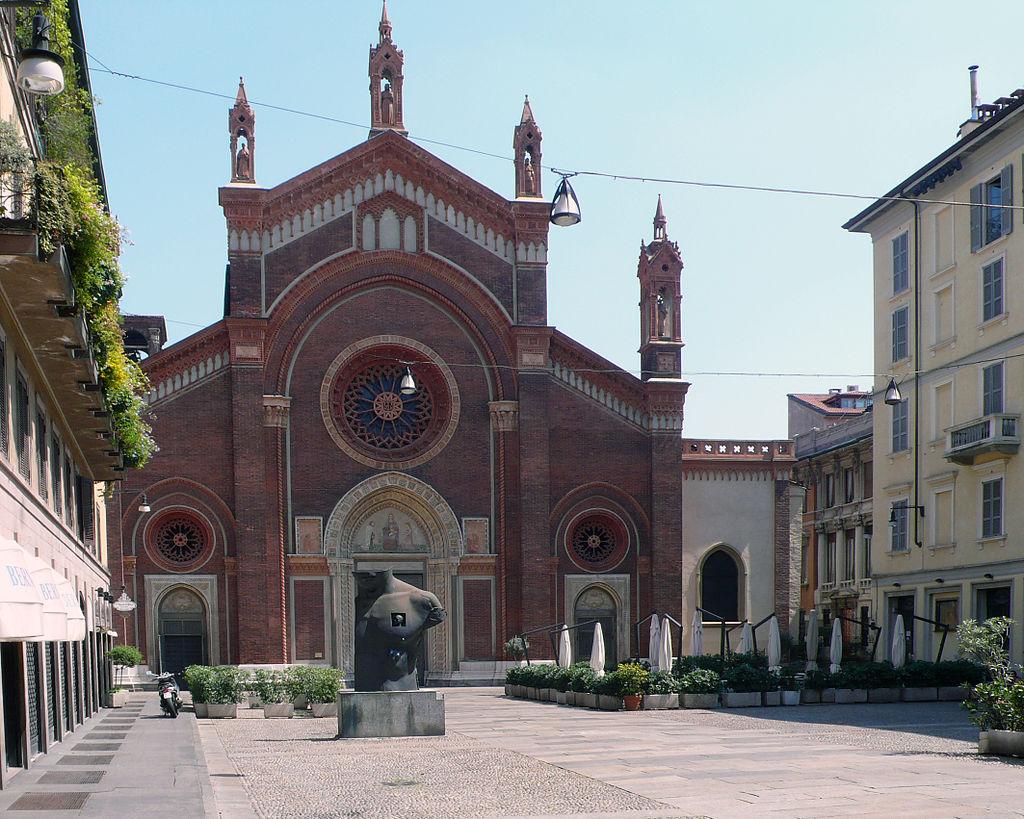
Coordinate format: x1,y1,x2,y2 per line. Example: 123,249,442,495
157,587,207,678
574,586,617,670
700,547,742,623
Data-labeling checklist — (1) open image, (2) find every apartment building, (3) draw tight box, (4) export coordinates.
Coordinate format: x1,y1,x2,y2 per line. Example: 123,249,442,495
844,68,1024,663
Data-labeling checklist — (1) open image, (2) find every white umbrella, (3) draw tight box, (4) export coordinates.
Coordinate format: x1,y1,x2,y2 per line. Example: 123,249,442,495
657,616,673,672
24,554,68,641
766,615,782,672
891,614,907,669
738,621,753,654
648,616,661,671
0,539,44,640
805,608,819,671
829,617,843,674
590,622,606,678
691,610,704,655
558,625,572,668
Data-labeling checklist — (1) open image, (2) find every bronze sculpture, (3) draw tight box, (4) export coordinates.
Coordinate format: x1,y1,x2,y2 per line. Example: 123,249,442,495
353,569,446,691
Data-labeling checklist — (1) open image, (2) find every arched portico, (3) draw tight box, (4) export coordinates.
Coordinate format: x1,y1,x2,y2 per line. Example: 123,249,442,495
324,472,463,676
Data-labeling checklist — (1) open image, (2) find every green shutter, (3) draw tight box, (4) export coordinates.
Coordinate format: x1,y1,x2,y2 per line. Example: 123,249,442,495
1001,164,1013,236
970,183,983,251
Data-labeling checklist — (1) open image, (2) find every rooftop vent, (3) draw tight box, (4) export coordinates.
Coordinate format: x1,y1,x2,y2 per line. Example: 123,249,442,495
846,384,859,392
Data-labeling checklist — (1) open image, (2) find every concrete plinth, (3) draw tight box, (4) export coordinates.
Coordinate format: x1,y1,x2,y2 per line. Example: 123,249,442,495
337,689,445,738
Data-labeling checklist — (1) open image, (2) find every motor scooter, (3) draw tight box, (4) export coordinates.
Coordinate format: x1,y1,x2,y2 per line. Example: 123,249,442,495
148,671,182,718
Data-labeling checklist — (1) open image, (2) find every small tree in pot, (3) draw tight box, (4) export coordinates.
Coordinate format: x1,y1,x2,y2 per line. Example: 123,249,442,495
958,617,1024,757
680,669,722,709
184,665,214,717
616,663,649,711
207,666,247,718
105,645,142,707
307,667,345,718
252,669,293,718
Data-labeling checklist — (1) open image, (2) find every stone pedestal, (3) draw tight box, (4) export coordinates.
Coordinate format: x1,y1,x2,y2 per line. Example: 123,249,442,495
337,690,445,738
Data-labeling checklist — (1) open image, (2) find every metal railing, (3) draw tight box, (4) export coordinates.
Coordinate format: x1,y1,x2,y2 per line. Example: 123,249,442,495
512,620,598,666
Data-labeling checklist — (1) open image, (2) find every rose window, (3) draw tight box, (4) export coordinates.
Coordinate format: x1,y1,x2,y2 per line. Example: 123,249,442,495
339,363,434,451
571,520,616,565
154,517,206,565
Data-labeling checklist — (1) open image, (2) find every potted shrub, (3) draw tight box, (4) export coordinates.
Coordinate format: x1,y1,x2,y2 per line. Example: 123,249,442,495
899,661,938,701
722,664,769,708
285,665,317,710
934,660,985,701
958,617,1024,757
680,669,721,709
184,665,214,717
106,645,142,706
840,662,901,703
308,667,344,717
594,670,624,711
616,663,649,711
779,674,801,706
829,669,868,704
801,669,829,704
207,666,246,718
504,665,523,698
644,671,680,709
762,671,782,707
568,663,598,708
251,669,293,718
504,636,529,664
550,667,571,704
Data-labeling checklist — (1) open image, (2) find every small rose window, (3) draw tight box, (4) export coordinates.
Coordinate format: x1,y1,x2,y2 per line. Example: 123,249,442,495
153,515,207,566
566,512,629,572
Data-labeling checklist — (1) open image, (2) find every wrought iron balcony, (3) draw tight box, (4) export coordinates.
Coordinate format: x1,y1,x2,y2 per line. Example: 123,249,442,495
945,413,1020,465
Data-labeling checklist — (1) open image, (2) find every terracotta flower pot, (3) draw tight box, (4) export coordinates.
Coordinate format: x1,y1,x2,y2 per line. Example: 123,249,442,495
623,694,643,711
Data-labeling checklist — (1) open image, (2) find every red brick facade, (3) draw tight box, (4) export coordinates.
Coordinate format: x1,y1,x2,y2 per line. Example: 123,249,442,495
107,14,687,678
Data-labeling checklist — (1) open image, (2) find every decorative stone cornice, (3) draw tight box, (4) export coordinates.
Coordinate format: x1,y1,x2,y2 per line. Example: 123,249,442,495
263,395,291,428
488,400,519,432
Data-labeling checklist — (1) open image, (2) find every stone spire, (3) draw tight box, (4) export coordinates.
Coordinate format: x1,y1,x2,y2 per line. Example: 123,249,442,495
520,94,535,124
653,194,667,240
379,0,393,41
229,76,255,183
513,95,543,198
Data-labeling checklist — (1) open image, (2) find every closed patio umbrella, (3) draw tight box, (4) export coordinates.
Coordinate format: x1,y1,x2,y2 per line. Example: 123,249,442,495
558,625,572,668
891,614,907,669
829,617,843,674
590,621,606,678
0,539,44,640
805,608,819,671
691,610,704,655
657,616,673,672
767,615,782,672
738,621,753,654
648,615,661,671
24,553,68,641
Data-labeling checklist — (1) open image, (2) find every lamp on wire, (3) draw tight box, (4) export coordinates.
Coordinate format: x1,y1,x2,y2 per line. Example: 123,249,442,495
15,11,65,96
550,173,581,227
399,367,417,395
883,377,902,405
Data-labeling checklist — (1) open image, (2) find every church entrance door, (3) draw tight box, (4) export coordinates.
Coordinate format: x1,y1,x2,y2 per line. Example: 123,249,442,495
157,588,208,681
574,586,617,670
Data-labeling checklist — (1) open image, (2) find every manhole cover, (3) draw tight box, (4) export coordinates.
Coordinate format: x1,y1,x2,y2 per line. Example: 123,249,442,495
58,755,114,766
73,743,121,752
38,771,105,785
9,792,90,810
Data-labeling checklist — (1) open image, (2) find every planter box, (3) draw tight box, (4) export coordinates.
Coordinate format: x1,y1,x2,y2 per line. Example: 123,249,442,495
565,691,577,706
207,703,238,719
834,688,868,704
193,702,209,718
578,693,598,709
683,693,720,709
901,687,938,702
643,693,679,710
938,686,970,702
538,688,552,702
311,702,338,718
105,690,128,708
801,689,821,704
263,703,295,719
722,692,761,708
504,684,513,697
781,690,801,706
598,694,623,711
526,687,538,700
556,691,567,705
979,730,1024,757
762,691,781,707
548,689,560,703
292,695,308,710
821,688,836,703
867,687,901,703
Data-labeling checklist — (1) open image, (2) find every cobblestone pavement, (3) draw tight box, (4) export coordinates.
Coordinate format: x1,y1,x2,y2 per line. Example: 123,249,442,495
201,689,1024,819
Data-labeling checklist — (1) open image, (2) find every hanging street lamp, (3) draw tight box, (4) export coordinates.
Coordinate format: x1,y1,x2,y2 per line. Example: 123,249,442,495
550,173,581,227
883,377,902,405
112,585,137,614
15,12,65,96
399,366,417,395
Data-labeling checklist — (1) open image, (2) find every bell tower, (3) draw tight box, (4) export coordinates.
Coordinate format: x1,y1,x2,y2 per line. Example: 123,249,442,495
229,77,255,183
369,0,407,137
637,195,683,380
513,95,542,198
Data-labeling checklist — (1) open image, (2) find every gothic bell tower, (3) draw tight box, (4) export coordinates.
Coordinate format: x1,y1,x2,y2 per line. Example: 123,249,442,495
229,77,255,183
513,95,542,198
637,196,684,380
369,0,407,137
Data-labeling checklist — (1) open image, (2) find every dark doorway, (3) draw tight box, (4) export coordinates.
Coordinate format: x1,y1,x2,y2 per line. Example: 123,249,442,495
889,594,915,661
574,586,617,670
157,588,208,683
161,636,204,681
1,642,25,769
394,572,427,686
701,549,740,622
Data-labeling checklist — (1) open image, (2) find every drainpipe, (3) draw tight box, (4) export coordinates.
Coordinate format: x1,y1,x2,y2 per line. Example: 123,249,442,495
902,196,924,550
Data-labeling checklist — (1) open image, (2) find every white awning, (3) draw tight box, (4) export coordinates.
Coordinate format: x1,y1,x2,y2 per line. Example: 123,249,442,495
58,580,86,642
23,554,68,642
0,539,44,640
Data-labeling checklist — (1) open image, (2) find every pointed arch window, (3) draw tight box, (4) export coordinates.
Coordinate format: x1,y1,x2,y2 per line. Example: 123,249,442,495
701,548,741,622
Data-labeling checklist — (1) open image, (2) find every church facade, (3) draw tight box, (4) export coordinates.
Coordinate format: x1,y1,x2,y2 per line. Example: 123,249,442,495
107,8,690,681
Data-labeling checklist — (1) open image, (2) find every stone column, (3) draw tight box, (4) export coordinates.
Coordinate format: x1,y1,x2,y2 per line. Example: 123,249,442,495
853,517,865,582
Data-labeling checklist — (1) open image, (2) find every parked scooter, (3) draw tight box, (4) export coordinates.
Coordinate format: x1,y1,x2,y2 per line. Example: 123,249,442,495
148,671,182,717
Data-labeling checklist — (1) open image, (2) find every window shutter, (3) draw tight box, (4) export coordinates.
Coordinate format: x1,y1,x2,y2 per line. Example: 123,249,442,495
1001,164,1013,236
78,476,94,545
970,183,983,251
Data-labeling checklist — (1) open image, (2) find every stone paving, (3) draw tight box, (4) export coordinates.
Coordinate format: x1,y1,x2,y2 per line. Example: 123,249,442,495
201,687,1024,818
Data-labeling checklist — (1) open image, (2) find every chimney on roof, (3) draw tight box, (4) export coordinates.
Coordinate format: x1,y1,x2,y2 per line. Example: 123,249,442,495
828,388,841,395
846,385,858,392
959,65,984,138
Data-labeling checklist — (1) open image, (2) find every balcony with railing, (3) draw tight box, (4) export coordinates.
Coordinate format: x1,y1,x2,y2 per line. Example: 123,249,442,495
944,413,1020,465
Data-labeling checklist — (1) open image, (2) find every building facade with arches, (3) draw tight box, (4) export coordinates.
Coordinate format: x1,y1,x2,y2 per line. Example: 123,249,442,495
105,9,689,681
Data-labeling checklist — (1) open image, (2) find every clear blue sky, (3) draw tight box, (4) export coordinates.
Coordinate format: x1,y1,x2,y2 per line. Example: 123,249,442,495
81,1,1024,439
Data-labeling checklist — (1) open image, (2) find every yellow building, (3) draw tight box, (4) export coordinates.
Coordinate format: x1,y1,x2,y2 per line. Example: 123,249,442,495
845,69,1024,664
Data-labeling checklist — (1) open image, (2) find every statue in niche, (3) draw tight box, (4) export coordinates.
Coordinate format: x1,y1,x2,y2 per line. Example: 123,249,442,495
382,513,399,549
524,154,536,195
353,569,446,691
656,290,669,338
381,80,395,125
402,524,414,550
366,520,376,549
235,141,251,180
